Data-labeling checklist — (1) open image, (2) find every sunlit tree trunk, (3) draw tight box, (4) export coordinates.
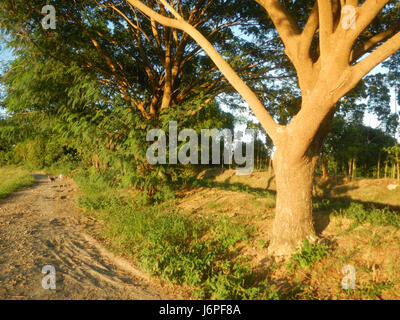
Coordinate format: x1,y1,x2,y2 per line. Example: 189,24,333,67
377,153,381,179
385,161,388,179
352,159,357,181
396,147,400,182
321,155,328,180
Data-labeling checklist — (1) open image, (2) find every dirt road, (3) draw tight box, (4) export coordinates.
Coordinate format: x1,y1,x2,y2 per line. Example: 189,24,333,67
0,174,171,300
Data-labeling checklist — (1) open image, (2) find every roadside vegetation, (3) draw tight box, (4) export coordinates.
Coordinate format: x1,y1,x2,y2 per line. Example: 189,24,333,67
0,166,36,199
0,162,399,299
71,168,400,300
74,170,279,300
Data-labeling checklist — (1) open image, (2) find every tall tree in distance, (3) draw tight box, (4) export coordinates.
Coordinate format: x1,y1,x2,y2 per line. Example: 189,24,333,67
126,0,400,256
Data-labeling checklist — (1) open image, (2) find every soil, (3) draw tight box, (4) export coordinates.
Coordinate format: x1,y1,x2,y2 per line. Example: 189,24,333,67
0,174,173,300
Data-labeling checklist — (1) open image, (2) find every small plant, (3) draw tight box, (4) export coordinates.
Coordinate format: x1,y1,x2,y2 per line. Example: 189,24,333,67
287,240,330,272
257,239,267,249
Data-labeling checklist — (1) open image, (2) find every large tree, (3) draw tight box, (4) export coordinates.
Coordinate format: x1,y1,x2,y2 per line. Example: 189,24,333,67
0,0,274,193
0,0,275,121
126,0,400,255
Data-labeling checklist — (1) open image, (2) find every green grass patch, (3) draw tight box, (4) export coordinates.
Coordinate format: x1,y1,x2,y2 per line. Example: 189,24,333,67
0,166,36,199
314,198,400,229
74,171,279,300
287,240,330,272
345,281,394,299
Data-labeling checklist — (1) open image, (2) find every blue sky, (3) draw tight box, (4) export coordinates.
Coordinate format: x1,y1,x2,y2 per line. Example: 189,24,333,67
0,46,13,116
0,41,13,64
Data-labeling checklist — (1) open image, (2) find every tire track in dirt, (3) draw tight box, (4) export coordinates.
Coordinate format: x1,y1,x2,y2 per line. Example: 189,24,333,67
0,174,170,300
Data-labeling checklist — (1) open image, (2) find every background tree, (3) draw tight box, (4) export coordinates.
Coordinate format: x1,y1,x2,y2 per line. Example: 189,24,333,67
383,145,400,180
321,116,397,179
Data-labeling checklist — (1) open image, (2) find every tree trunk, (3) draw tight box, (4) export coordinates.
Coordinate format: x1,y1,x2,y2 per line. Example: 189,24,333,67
377,154,381,179
268,108,334,257
348,159,352,179
321,155,328,180
269,149,317,256
385,162,388,179
352,158,356,181
334,164,338,183
396,148,399,182
268,158,272,175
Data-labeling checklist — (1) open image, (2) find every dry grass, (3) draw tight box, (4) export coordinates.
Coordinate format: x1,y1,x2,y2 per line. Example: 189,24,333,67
331,178,400,207
178,168,400,299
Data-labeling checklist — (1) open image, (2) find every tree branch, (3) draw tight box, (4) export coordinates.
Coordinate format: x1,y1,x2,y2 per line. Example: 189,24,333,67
351,31,400,88
125,0,283,143
318,0,334,63
299,2,319,59
350,0,390,42
255,0,301,65
351,23,400,63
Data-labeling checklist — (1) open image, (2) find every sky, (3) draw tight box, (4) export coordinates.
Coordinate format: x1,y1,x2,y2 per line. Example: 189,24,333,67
0,46,14,116
361,65,399,141
0,48,12,61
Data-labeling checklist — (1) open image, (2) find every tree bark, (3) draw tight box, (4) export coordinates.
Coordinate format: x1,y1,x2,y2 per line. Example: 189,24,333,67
321,155,328,180
269,148,317,256
377,154,381,179
352,158,357,181
268,107,334,256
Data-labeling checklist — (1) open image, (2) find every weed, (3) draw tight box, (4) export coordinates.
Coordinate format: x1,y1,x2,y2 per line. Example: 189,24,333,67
257,239,267,249
348,282,394,299
287,240,330,272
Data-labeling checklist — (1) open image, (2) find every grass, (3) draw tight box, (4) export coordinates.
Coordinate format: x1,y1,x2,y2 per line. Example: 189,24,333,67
73,169,400,300
0,166,36,199
343,281,394,300
314,198,400,230
74,171,279,300
189,178,274,199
